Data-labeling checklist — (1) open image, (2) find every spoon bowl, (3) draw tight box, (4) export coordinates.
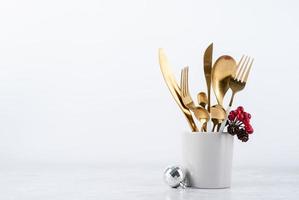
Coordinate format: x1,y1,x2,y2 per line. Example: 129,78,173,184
211,56,236,106
210,105,226,132
193,106,210,132
197,92,208,108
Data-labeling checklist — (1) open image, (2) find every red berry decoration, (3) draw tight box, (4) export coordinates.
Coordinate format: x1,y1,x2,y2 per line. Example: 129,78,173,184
228,113,235,121
237,113,244,121
247,113,251,119
237,106,244,112
245,124,254,134
226,106,254,142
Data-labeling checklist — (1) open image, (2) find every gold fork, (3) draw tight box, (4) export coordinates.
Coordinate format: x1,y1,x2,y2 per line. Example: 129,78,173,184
228,55,254,107
219,56,253,133
180,67,210,132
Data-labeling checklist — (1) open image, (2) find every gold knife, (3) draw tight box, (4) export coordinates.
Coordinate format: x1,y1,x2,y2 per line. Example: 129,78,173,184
159,48,198,132
203,43,213,112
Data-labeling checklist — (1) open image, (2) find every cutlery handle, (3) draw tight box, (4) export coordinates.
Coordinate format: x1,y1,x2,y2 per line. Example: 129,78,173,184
185,113,199,132
219,106,232,132
207,88,211,112
159,49,199,132
229,92,235,107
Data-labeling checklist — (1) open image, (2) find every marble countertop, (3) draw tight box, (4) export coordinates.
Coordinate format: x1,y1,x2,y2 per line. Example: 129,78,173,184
0,163,298,200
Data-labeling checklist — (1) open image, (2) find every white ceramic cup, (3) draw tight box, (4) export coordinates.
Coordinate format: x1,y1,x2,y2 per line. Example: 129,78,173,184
182,132,234,188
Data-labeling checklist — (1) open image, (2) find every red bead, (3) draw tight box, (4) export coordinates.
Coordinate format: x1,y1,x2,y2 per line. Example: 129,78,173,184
228,114,235,121
243,113,251,122
229,111,235,118
237,113,244,121
237,106,244,112
245,124,254,134
236,110,242,115
243,119,250,126
247,113,251,119
233,110,239,117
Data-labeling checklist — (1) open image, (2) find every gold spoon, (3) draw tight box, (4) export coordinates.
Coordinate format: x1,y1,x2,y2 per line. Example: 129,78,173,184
210,105,226,132
211,56,237,106
197,92,210,132
197,92,208,108
193,107,209,132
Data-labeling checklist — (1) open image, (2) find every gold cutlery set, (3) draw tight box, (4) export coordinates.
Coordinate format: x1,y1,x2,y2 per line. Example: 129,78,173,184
159,43,253,132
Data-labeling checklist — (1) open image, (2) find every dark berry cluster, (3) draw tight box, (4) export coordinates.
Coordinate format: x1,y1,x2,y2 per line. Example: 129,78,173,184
226,106,254,142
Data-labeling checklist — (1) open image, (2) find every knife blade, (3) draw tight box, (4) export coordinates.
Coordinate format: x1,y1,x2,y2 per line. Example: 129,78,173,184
203,43,213,112
159,48,198,132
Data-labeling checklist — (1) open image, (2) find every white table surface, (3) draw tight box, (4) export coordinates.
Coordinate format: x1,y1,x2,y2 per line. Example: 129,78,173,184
0,163,298,200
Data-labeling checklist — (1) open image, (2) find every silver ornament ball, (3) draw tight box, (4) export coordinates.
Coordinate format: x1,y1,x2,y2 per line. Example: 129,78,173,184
164,166,187,188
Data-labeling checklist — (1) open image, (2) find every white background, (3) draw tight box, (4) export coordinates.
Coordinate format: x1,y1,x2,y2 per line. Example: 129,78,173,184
0,0,299,169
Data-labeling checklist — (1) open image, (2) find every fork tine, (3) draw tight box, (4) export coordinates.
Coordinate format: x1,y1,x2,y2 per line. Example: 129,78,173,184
235,55,245,77
239,56,250,81
183,67,188,97
182,67,187,97
185,66,189,95
239,57,251,82
235,56,246,80
242,58,253,82
236,56,248,80
238,56,249,80
180,68,184,97
182,68,185,97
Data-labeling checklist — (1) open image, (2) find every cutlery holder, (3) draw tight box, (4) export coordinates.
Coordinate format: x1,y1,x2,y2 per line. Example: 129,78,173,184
182,132,234,188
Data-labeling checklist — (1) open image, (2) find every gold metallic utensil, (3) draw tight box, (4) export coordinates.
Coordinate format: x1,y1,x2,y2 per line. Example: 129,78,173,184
228,55,253,106
197,92,208,108
159,49,198,132
203,43,213,112
180,67,210,132
210,105,226,132
211,56,236,106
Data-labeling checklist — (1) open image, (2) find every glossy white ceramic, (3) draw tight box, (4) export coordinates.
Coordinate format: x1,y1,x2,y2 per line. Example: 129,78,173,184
182,132,234,188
